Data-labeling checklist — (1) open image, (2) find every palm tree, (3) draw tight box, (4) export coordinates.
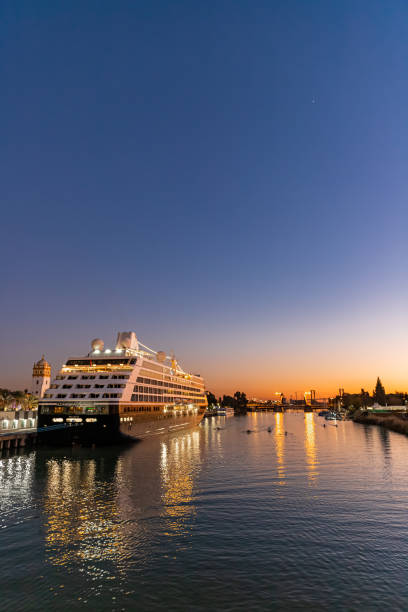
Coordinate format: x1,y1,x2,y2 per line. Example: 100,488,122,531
0,390,13,411
23,394,38,411
12,391,26,410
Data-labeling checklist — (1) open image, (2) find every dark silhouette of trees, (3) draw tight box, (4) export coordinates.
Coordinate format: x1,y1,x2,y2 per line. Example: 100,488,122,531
205,391,217,407
332,379,408,412
373,377,386,405
220,392,248,414
233,391,248,415
360,388,370,408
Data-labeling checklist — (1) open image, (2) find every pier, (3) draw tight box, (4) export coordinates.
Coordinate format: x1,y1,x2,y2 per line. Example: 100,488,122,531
0,410,37,450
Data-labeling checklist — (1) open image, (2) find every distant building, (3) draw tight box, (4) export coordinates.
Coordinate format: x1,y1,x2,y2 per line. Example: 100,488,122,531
368,403,407,413
304,390,316,406
31,355,51,398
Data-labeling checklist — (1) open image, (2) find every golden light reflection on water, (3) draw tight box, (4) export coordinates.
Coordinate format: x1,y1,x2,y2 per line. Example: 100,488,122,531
44,458,125,577
0,454,35,529
274,413,286,485
160,431,201,537
304,413,319,484
42,427,203,578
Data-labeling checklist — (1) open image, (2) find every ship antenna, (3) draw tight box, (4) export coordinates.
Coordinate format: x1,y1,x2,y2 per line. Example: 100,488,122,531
171,351,177,373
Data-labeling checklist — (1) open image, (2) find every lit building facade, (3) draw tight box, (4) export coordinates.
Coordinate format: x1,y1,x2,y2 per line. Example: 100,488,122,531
31,356,51,399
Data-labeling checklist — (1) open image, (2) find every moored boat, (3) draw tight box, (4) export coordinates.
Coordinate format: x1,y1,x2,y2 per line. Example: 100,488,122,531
325,412,340,421
37,332,207,445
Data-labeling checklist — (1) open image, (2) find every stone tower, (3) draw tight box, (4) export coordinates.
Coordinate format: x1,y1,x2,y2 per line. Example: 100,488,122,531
31,355,51,398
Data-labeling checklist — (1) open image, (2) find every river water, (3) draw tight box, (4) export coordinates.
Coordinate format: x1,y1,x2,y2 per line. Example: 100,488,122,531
1,412,408,611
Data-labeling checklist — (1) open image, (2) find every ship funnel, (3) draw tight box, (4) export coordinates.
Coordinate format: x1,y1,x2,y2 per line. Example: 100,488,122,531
115,331,138,351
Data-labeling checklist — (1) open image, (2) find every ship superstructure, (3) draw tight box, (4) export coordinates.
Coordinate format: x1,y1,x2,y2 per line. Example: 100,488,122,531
38,332,207,444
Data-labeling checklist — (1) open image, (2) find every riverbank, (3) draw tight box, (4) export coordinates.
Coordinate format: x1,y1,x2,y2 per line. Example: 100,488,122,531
353,410,408,436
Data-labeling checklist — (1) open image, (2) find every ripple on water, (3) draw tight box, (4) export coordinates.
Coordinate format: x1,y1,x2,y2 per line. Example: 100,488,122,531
1,415,408,610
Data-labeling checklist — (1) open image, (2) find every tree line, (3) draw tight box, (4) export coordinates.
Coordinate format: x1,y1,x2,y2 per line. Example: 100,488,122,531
206,390,248,414
0,389,38,411
333,377,407,412
206,377,406,415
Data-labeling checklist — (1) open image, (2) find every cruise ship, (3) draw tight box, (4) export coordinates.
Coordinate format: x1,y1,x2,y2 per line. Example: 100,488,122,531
37,332,207,445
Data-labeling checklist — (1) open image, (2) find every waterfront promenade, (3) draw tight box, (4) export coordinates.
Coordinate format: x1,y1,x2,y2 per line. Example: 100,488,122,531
0,410,37,450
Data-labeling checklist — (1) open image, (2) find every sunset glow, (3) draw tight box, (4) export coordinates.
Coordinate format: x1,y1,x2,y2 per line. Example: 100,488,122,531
1,1,407,401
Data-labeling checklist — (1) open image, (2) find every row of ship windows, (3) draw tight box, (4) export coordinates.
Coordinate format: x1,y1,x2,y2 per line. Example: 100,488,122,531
65,358,136,366
122,406,196,413
133,385,203,397
44,393,203,401
123,407,161,414
50,384,126,389
122,406,161,413
45,393,121,399
119,406,161,419
56,374,129,380
49,382,201,396
136,376,202,392
130,394,204,403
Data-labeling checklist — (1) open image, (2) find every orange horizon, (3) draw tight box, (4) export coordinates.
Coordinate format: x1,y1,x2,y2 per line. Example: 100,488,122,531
208,377,408,401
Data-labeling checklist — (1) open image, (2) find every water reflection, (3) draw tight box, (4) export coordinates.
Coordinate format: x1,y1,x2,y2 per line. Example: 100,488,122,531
4,415,408,610
274,413,286,485
160,430,201,537
377,426,392,480
362,423,374,449
40,428,203,587
0,452,35,529
43,454,126,580
304,413,319,484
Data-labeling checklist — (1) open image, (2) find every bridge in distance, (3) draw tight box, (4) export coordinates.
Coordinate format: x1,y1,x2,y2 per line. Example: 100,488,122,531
247,401,331,412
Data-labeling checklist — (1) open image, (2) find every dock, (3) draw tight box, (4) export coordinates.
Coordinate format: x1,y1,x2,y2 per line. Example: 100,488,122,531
0,410,37,450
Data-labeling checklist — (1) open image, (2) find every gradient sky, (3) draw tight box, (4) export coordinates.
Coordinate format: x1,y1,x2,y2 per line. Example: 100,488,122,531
1,0,407,398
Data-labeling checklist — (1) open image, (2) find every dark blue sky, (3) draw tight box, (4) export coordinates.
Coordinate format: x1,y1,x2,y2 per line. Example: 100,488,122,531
1,0,407,395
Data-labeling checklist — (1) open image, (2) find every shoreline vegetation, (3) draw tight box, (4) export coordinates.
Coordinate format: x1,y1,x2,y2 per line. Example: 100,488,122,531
352,410,408,437
338,378,408,437
0,388,38,411
206,391,249,415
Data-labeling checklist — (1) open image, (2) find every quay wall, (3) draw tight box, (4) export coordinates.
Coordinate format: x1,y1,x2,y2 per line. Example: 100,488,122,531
0,410,38,450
